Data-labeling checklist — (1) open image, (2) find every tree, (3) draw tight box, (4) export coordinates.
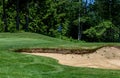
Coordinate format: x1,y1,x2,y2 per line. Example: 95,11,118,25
5,0,30,31
95,0,120,22
94,0,120,41
84,21,119,42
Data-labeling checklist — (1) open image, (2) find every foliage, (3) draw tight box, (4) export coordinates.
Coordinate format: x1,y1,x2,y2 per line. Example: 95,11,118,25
0,0,120,42
84,21,119,42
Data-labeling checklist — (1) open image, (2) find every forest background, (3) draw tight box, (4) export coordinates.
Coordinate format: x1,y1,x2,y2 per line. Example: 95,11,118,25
0,0,120,42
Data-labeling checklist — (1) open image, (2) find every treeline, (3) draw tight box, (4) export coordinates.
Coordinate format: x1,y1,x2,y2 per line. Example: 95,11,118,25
0,0,120,42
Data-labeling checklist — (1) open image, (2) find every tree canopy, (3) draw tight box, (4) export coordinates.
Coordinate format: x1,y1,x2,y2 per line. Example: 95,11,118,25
0,0,120,42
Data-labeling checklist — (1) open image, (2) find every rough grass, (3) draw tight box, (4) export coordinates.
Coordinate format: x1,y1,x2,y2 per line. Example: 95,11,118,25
0,32,120,78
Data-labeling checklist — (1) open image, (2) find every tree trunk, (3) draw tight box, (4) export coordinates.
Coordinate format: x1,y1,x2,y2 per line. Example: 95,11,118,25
84,0,88,14
109,0,112,21
3,0,8,32
78,0,82,40
25,0,29,32
16,0,19,30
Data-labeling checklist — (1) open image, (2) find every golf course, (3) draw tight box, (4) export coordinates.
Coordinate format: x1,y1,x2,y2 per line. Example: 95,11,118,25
1,0,120,78
0,32,120,78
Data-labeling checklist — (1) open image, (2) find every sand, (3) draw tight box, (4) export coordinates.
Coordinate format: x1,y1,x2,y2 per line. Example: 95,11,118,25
25,47,120,70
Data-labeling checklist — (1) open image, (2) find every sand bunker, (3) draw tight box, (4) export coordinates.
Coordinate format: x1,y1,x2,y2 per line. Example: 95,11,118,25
25,47,120,70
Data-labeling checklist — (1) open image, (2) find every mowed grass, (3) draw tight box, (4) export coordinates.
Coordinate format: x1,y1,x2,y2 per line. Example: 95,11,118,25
0,32,120,78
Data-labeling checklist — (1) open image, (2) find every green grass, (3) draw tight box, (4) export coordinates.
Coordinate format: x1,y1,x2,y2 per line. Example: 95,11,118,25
0,32,120,78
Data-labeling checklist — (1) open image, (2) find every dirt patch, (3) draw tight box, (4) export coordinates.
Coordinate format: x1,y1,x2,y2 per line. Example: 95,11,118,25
17,46,120,70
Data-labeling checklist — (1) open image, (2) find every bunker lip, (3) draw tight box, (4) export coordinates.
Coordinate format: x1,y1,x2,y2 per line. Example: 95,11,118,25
15,48,95,54
15,46,120,70
15,45,120,54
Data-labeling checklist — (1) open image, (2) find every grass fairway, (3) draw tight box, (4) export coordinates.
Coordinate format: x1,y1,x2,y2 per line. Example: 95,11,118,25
0,32,120,78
